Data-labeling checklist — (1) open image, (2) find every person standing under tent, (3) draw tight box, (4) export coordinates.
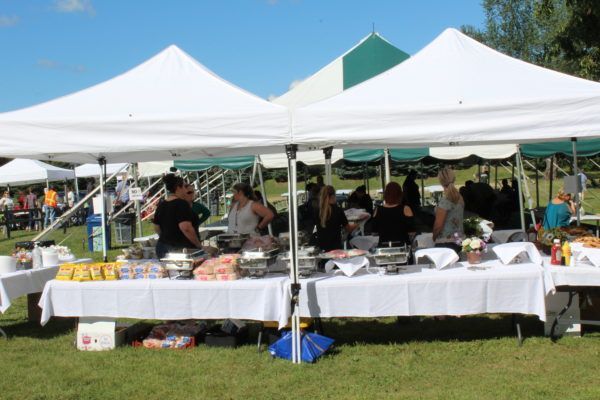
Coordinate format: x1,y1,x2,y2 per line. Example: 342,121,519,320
402,170,421,214
227,183,274,235
579,172,588,202
44,186,58,228
66,186,75,209
433,168,464,253
184,186,211,226
25,187,37,231
372,182,416,247
316,185,358,251
347,185,374,215
0,191,14,235
153,174,204,258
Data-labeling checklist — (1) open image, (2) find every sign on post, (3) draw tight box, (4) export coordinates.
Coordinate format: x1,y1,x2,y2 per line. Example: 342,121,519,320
129,187,144,201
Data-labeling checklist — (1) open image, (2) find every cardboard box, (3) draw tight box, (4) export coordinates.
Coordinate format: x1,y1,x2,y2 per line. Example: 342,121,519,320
92,195,113,215
76,318,150,351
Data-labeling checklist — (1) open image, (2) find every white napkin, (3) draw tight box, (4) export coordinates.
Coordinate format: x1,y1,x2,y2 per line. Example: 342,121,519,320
576,246,600,267
414,248,459,270
492,242,543,265
350,236,379,251
325,256,369,277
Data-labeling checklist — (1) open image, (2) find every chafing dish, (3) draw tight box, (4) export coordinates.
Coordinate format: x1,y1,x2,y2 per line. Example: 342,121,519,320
371,244,410,274
278,231,308,249
238,248,280,278
161,249,205,280
281,246,319,277
216,233,250,252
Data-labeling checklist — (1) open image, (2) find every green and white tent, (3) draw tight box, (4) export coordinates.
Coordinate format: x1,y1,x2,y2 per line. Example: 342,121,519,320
273,32,410,109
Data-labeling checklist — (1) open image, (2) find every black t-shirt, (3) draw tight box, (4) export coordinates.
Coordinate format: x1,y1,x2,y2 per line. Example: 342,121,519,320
373,205,415,246
153,199,199,248
316,205,349,251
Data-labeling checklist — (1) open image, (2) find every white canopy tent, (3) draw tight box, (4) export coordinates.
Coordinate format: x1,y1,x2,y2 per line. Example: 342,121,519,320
259,149,343,169
293,28,600,149
0,45,289,163
74,163,129,178
0,159,75,186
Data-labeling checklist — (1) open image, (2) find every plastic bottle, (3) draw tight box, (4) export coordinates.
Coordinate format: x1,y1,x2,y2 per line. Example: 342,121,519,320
32,244,42,269
550,239,562,265
562,241,571,267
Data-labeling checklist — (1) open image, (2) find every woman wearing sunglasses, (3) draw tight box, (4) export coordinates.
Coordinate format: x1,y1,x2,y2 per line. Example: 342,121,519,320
227,182,274,235
153,174,203,258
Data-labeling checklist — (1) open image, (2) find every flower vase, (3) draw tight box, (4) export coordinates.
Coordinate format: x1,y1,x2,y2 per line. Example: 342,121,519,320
466,251,482,265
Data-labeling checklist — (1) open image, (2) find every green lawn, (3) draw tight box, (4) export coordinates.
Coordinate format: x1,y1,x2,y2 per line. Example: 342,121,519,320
2,169,600,399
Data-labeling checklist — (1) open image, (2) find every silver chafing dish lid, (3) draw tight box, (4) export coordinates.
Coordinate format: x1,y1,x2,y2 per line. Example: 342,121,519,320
281,246,318,259
241,247,279,259
161,249,205,261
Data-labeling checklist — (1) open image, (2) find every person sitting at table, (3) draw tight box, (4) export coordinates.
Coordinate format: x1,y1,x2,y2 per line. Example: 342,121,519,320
542,189,575,230
433,167,464,253
153,174,204,258
316,185,358,251
372,182,415,247
347,185,374,215
227,183,274,235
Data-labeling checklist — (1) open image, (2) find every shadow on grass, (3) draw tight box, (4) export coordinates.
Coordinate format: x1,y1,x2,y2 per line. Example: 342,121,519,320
310,315,545,346
0,317,76,340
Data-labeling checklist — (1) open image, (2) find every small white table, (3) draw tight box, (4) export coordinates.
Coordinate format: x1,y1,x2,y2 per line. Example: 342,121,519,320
0,266,59,338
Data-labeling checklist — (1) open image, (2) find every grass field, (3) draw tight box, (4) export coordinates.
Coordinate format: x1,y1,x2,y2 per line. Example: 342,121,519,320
2,167,600,399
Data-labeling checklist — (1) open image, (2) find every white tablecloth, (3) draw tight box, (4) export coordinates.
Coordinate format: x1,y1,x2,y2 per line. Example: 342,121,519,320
545,262,600,288
0,267,58,313
39,275,291,328
299,260,547,321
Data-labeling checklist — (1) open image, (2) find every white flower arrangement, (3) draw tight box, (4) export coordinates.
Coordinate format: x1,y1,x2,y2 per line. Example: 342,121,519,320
461,237,487,254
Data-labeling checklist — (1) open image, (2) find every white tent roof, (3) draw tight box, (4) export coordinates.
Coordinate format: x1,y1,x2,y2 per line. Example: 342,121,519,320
0,45,289,163
294,28,600,149
0,159,75,186
74,163,129,178
259,149,343,169
429,144,517,160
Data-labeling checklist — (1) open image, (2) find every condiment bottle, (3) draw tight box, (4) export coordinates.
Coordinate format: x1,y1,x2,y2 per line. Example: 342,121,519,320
562,241,571,267
32,244,42,269
551,239,562,265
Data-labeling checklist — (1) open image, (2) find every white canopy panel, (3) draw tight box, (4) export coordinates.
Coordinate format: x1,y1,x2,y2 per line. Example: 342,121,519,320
74,163,129,178
294,28,600,149
259,149,343,169
137,161,174,178
0,159,75,186
430,144,517,160
0,45,289,163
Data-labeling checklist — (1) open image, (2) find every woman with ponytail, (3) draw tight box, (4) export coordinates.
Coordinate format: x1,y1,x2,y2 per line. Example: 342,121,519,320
316,185,357,251
432,167,464,252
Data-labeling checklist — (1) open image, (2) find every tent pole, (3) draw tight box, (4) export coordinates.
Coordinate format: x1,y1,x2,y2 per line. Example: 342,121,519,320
384,148,391,185
572,138,580,226
256,157,273,236
286,144,301,364
365,163,370,194
494,163,498,190
419,161,425,207
548,155,554,204
250,158,257,187
515,150,526,237
132,163,143,238
511,161,515,181
73,166,80,203
45,179,49,190
323,146,333,186
221,172,226,215
379,159,385,193
517,148,536,229
98,157,108,262
477,163,482,182
534,159,540,209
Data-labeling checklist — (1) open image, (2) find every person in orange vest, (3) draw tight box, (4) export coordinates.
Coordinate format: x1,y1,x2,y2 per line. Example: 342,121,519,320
44,186,58,228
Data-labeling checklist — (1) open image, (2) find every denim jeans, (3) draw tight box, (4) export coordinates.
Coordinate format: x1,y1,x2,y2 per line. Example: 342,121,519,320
44,206,56,228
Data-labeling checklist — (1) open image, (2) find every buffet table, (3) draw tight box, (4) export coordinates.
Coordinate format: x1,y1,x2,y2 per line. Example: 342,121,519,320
544,261,600,339
298,260,548,321
39,274,291,328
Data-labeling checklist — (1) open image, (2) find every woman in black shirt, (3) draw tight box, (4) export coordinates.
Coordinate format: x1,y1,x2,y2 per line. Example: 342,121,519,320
153,174,203,258
373,182,416,247
316,185,357,251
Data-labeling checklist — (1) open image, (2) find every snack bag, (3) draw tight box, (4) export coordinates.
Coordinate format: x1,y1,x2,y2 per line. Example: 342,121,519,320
72,265,92,282
56,263,76,281
195,274,216,281
117,264,132,279
90,263,104,281
216,273,238,281
119,272,134,280
131,263,146,274
214,265,236,274
102,263,118,280
219,254,240,265
145,263,164,274
193,264,214,275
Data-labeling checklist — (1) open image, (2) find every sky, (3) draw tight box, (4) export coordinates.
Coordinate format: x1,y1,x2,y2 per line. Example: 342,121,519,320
0,0,485,112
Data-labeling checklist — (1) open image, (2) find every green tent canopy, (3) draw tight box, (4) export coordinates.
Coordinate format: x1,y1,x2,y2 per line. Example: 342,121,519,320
521,139,600,158
174,156,254,171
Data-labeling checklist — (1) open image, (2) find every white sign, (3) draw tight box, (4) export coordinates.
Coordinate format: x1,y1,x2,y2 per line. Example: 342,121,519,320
129,187,144,201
